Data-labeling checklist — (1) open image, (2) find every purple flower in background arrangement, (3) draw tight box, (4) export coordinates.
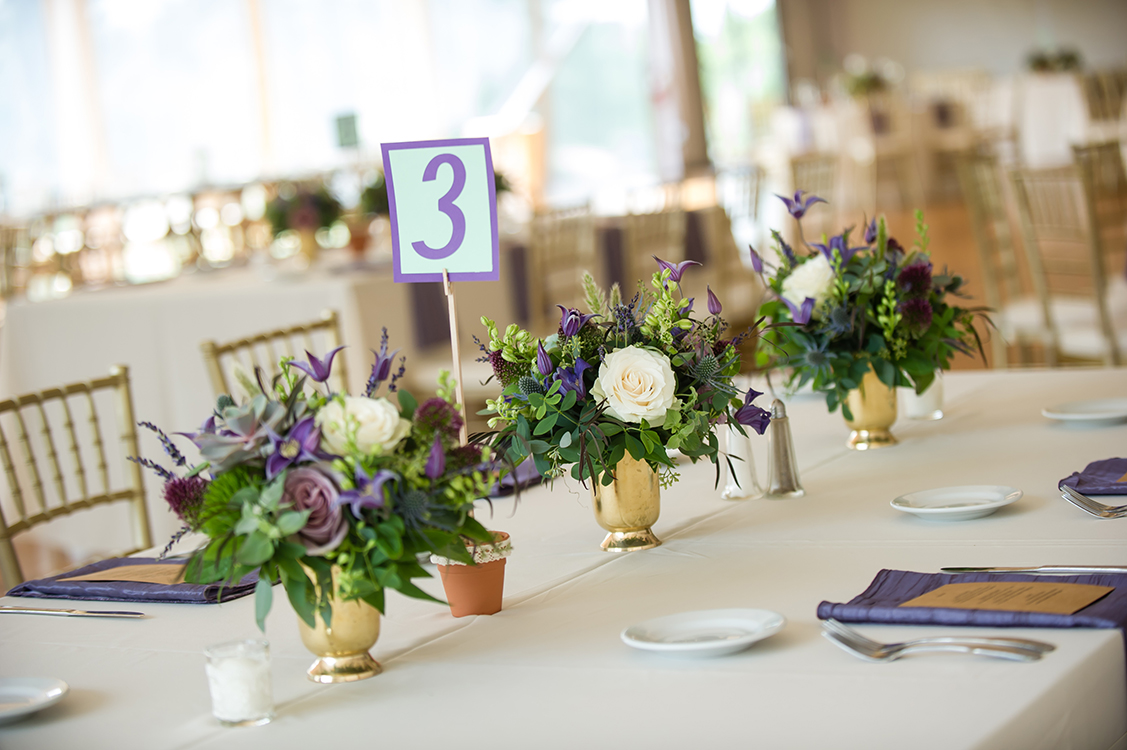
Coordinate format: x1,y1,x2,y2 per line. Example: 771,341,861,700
776,190,827,220
652,256,701,285
556,305,599,338
287,346,345,384
749,245,764,274
555,358,592,399
810,233,865,266
337,466,397,518
897,261,933,297
425,436,446,479
536,341,553,377
734,388,771,435
366,328,400,396
900,297,934,335
782,296,815,325
283,467,348,555
266,416,324,479
707,286,723,316
163,475,208,525
864,217,878,245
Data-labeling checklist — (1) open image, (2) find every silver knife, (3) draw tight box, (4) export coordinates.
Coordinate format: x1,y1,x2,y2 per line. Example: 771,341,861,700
941,566,1127,575
0,605,146,618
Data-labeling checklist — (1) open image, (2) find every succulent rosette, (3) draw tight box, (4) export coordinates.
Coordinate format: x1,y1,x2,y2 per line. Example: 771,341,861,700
479,258,770,489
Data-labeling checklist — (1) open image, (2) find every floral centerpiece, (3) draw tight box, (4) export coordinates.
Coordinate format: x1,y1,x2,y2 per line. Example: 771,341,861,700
754,193,987,448
265,184,342,263
478,258,770,550
138,335,498,680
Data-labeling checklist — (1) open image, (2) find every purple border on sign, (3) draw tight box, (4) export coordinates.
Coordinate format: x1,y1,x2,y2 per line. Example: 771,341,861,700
381,137,500,283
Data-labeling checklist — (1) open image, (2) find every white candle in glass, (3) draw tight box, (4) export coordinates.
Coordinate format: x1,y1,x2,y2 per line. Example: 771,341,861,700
205,639,274,727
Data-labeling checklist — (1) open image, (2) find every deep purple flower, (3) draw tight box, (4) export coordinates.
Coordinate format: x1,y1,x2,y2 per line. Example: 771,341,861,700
556,305,599,337
782,296,815,325
897,261,933,297
776,190,827,220
366,328,400,396
707,286,723,316
536,341,553,377
810,233,866,265
749,245,764,273
900,297,934,335
283,467,347,555
734,388,771,435
555,358,592,399
163,476,208,525
652,256,701,284
425,436,446,479
337,466,396,517
287,345,345,384
266,416,324,479
864,217,878,245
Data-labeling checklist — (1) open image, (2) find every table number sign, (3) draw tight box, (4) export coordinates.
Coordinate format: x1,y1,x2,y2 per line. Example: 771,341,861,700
381,137,500,283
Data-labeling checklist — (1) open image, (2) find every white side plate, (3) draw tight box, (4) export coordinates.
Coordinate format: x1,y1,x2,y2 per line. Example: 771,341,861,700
1042,398,1127,425
621,608,785,658
891,485,1022,521
0,678,69,725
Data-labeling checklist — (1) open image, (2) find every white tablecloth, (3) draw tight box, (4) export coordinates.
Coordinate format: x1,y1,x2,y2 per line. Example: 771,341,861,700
1,368,1126,748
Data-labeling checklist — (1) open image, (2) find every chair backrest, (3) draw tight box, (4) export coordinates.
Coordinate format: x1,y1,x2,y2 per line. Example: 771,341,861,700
0,365,151,587
1009,165,1120,365
1071,141,1127,206
717,165,765,224
789,153,837,239
623,208,687,290
956,151,1024,306
200,309,348,397
526,204,596,336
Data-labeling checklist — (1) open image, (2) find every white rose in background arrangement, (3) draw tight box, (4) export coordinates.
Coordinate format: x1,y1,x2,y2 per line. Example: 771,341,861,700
591,346,677,427
316,396,411,456
781,253,836,318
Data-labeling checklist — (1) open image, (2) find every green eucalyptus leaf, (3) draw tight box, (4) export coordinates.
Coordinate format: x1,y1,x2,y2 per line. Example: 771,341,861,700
276,510,310,536
254,573,273,632
237,532,274,566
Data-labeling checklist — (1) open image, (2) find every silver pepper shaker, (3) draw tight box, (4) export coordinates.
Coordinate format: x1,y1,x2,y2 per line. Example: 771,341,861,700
766,399,804,498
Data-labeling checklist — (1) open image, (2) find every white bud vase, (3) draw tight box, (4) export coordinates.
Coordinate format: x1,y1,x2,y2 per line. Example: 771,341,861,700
721,423,763,500
901,372,944,421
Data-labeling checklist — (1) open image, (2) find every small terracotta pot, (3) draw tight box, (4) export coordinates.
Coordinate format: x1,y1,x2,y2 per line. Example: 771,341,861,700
435,531,510,618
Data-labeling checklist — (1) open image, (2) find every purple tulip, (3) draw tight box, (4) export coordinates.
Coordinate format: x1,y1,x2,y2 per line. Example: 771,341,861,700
366,327,400,396
425,436,446,479
556,305,598,337
810,233,865,265
287,346,345,384
707,286,723,316
536,341,553,377
266,416,325,479
782,296,815,325
734,388,771,435
749,245,764,274
776,190,827,220
283,467,347,555
555,358,591,399
337,467,396,518
652,256,701,284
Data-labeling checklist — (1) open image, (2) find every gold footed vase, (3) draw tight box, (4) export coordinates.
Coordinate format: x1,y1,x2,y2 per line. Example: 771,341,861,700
296,567,382,683
591,453,661,552
844,368,898,450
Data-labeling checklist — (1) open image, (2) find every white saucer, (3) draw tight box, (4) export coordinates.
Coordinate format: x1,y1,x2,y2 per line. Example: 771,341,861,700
621,608,785,658
1042,398,1127,425
0,678,69,725
891,485,1022,521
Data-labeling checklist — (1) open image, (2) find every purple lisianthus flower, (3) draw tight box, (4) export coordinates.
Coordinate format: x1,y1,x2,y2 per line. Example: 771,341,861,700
266,416,324,479
749,245,764,273
734,388,771,435
707,286,723,316
810,233,866,266
287,346,345,384
897,261,933,297
337,467,396,518
781,296,815,325
536,341,553,377
556,305,599,337
425,436,446,479
283,467,347,555
652,256,701,284
776,190,827,220
556,358,592,399
366,328,400,397
900,297,934,335
864,216,878,245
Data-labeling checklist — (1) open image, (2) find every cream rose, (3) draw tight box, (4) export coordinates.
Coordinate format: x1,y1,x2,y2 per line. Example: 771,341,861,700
315,396,411,456
781,253,835,318
591,346,676,427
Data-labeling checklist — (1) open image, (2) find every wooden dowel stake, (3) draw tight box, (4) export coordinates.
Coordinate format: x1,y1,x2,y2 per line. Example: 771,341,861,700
442,269,469,447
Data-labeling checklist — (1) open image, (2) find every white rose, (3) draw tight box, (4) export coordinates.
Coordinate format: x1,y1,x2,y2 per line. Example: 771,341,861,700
591,346,676,427
315,396,411,456
781,253,835,318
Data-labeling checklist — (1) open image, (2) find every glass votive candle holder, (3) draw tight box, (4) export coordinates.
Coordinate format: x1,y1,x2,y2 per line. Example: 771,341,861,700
204,638,274,727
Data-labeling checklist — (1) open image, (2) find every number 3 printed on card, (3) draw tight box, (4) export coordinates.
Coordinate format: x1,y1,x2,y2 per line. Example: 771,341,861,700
411,153,466,260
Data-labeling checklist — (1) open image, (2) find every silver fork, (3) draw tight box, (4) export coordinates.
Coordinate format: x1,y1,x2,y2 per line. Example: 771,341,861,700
821,619,1052,663
1060,485,1127,519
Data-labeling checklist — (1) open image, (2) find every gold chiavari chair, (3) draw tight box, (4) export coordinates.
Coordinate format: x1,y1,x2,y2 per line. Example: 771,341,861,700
1009,166,1126,366
623,208,687,289
695,205,764,329
789,152,837,240
0,365,151,587
200,309,348,397
526,204,596,336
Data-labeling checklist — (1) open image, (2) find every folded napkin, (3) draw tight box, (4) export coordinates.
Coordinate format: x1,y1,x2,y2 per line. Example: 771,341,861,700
1060,457,1127,496
491,457,544,498
5,557,258,604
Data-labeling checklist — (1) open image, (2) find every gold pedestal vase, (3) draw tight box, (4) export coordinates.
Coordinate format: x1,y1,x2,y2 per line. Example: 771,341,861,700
295,567,382,683
297,228,319,266
844,368,898,450
590,453,661,552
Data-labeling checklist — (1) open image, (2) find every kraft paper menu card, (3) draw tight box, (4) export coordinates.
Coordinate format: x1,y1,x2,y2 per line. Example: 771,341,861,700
60,563,186,586
899,581,1113,615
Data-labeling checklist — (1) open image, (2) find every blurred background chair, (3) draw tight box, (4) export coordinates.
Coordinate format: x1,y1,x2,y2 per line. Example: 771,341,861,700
623,208,687,289
526,203,595,337
788,152,838,241
0,365,150,588
200,309,349,397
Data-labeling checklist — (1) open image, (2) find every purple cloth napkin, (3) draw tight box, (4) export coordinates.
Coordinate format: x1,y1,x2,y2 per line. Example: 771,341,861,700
1060,457,1127,496
5,557,258,604
491,457,544,498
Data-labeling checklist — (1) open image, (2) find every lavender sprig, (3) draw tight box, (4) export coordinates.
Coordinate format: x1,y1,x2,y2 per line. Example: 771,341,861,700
127,455,174,481
388,356,406,393
138,421,187,467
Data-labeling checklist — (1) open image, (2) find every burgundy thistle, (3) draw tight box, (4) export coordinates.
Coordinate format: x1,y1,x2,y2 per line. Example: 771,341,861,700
163,476,208,525
900,297,934,335
283,467,347,555
414,397,464,439
487,349,525,388
897,262,933,298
